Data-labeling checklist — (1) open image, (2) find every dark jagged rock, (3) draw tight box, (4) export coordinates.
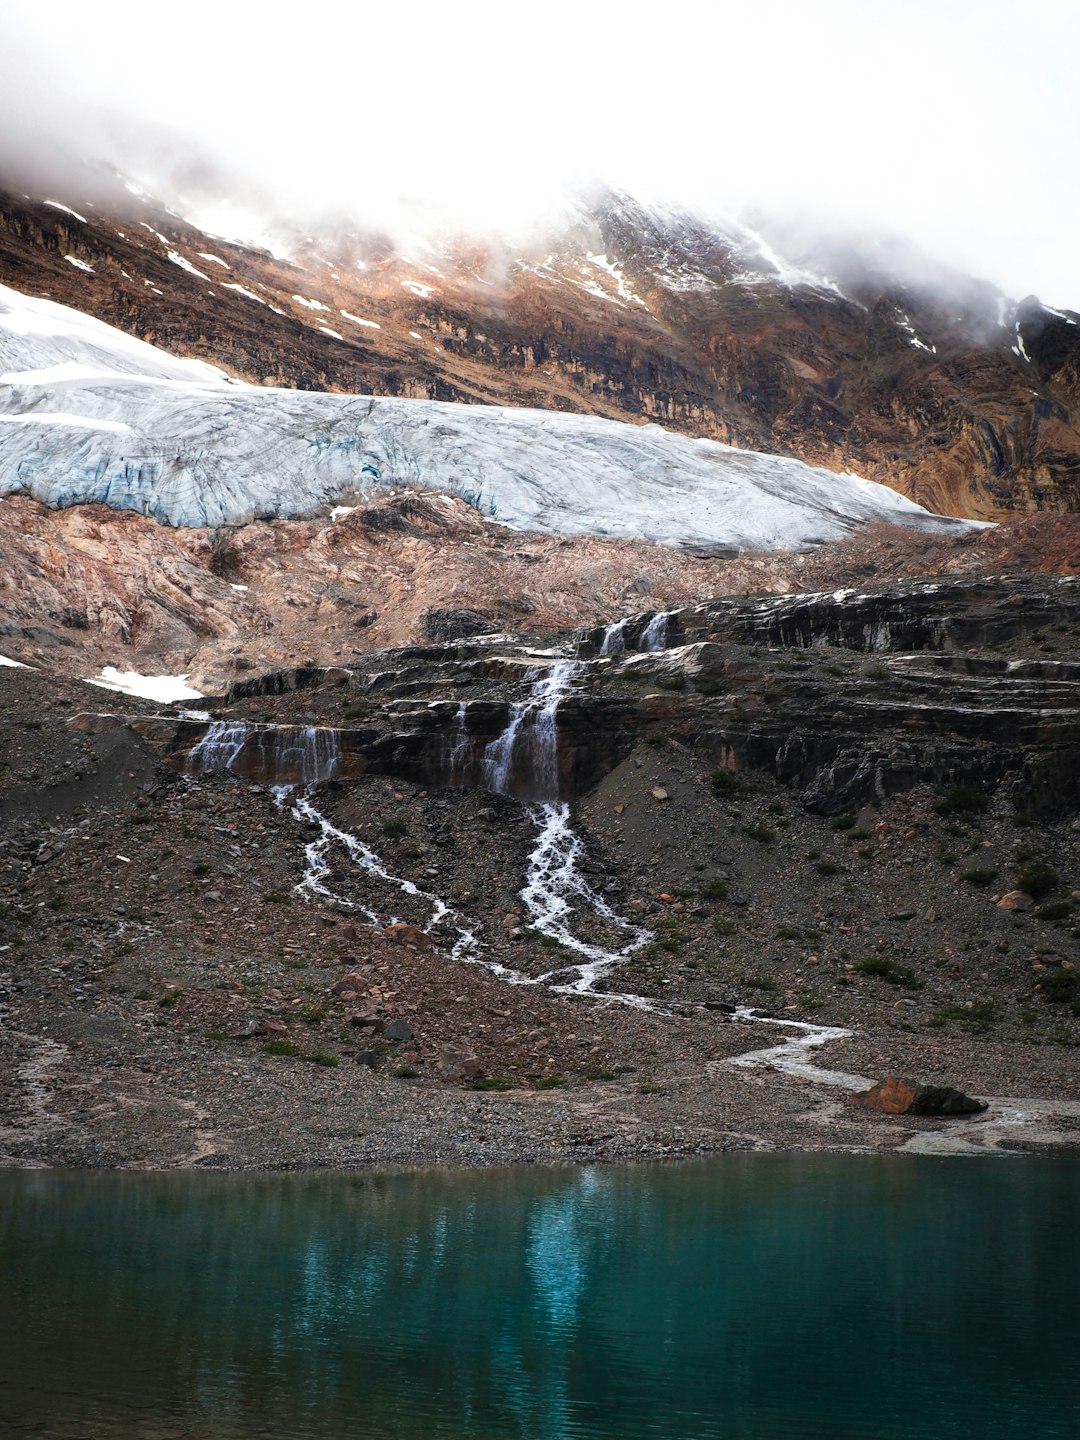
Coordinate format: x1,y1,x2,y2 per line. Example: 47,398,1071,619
420,608,498,642
69,574,1080,822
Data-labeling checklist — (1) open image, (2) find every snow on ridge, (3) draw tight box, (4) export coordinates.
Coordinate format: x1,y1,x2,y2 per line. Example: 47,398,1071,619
45,201,88,223
0,279,982,548
86,667,203,703
340,310,381,330
167,251,213,282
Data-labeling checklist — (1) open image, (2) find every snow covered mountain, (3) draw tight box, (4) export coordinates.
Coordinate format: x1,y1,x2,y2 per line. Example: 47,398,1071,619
0,281,975,548
2,182,1079,522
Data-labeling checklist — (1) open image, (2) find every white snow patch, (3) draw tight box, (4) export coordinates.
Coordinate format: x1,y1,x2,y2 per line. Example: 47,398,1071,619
329,505,354,521
340,310,380,330
585,252,647,307
139,223,170,246
409,330,423,339
229,583,249,592
293,295,330,311
196,253,231,269
44,201,87,223
400,280,436,299
166,251,212,282
0,653,29,668
221,283,267,306
895,309,937,353
317,326,344,340
86,667,203,702
64,256,95,275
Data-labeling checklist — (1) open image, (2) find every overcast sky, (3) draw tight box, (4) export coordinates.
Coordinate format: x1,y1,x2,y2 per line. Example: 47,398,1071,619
3,0,1079,306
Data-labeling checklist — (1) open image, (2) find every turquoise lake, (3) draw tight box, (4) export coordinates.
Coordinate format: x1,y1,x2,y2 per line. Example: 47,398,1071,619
1,1157,1077,1438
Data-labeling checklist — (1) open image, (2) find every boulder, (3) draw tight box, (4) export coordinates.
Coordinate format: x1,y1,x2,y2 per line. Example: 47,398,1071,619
384,1018,414,1043
847,1076,988,1116
997,890,1034,912
383,922,433,950
331,971,368,995
420,608,496,642
437,1042,483,1081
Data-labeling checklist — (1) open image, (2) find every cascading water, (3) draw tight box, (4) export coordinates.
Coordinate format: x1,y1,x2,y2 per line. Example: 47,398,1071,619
598,620,628,656
281,790,481,964
447,702,471,786
596,610,673,658
185,720,482,963
480,659,651,1003
186,721,340,787
641,611,672,652
187,721,249,774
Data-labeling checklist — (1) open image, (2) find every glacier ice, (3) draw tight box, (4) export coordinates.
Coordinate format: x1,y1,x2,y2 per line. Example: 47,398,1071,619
0,280,981,546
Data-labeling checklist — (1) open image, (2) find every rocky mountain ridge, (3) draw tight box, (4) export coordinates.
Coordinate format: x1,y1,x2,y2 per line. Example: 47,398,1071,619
3,180,1080,520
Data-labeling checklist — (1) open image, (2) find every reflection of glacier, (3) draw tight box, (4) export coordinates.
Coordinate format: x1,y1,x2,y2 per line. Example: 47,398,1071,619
0,281,980,549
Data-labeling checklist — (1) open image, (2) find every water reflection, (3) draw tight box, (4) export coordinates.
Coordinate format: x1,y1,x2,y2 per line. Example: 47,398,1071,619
1,1157,1078,1439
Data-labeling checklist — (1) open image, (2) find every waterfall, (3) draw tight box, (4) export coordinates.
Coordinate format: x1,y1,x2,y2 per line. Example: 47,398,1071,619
641,611,672,652
187,720,485,964
259,726,340,787
447,702,471,785
186,722,341,786
480,659,651,997
598,619,628,656
187,721,249,774
481,661,580,798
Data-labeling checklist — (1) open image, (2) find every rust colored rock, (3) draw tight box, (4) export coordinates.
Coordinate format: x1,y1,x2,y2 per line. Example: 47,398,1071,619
258,1019,289,1037
847,1076,988,1116
331,972,368,995
997,890,1035,911
383,922,433,950
847,1077,918,1114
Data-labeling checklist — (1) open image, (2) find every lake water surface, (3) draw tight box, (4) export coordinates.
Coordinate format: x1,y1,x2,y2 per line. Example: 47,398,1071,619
1,1156,1077,1438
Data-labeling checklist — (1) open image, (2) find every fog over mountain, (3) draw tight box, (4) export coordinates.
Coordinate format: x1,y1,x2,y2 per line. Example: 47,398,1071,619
3,0,1080,308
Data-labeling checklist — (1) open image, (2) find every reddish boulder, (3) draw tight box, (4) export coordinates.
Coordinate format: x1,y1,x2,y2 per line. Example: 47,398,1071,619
847,1076,988,1116
383,922,433,950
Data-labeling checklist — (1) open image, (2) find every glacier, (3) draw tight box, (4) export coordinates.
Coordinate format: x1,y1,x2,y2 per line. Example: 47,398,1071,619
0,281,978,546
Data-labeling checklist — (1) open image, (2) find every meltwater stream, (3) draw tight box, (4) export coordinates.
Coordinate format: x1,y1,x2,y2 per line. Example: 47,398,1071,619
479,661,653,1005
186,723,486,967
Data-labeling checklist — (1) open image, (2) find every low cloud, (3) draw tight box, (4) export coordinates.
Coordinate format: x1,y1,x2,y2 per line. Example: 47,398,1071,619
3,0,1079,307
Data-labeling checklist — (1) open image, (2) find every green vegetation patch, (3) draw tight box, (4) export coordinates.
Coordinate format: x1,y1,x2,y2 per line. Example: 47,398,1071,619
1017,863,1059,900
931,785,989,817
853,955,921,988
926,1000,999,1034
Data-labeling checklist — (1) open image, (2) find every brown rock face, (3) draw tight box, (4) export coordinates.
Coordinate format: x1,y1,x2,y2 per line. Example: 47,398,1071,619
3,183,1080,521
